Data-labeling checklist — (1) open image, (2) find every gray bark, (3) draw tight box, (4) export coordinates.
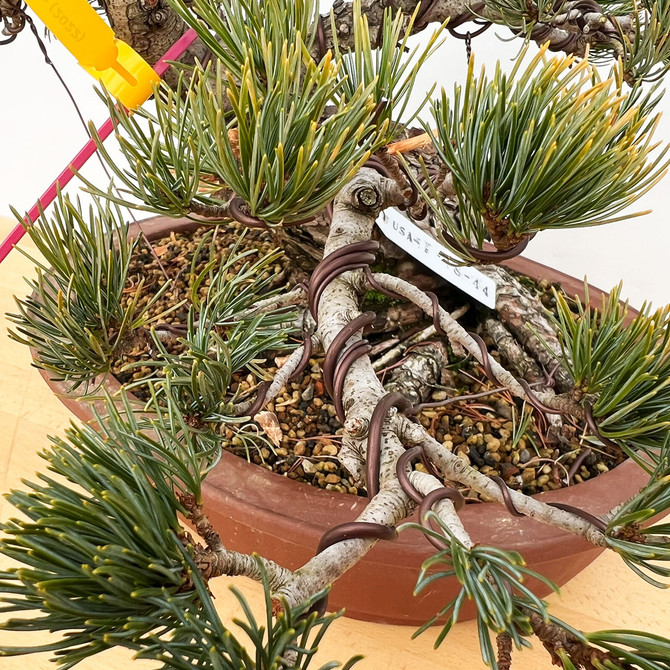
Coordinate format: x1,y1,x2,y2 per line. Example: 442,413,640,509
99,0,635,77
480,265,575,393
273,172,605,610
384,340,450,405
102,0,209,83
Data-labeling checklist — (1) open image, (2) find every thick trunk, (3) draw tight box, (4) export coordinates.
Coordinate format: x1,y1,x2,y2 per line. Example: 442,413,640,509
99,0,633,77
273,170,606,611
101,0,209,82
480,265,575,393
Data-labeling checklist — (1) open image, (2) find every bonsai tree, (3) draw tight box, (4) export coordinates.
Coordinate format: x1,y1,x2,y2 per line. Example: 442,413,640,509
2,0,670,667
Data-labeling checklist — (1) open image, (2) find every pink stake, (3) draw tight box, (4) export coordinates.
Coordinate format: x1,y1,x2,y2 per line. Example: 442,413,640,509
0,27,199,264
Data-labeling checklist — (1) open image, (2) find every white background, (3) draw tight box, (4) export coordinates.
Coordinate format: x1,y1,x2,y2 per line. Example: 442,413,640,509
1,8,669,308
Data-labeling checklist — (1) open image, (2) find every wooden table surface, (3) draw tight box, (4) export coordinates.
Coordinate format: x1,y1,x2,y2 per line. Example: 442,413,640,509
1,216,668,670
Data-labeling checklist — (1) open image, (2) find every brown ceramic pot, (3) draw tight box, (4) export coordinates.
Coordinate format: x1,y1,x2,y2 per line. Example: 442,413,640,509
31,216,649,626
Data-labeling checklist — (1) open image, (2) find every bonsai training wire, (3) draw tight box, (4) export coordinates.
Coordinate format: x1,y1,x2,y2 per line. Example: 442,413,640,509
0,27,200,264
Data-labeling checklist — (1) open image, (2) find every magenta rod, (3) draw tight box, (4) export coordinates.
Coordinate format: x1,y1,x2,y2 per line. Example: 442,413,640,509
0,27,199,264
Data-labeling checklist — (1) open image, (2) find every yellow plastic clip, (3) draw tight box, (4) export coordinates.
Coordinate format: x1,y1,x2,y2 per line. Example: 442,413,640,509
24,0,160,108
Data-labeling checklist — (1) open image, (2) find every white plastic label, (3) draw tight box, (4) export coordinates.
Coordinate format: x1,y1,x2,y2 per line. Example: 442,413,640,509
376,208,497,309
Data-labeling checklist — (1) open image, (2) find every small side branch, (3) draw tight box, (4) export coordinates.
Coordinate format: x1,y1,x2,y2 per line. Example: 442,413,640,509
484,317,544,386
188,199,231,219
180,494,293,589
243,286,308,318
274,480,415,609
496,633,513,670
371,272,528,397
371,272,584,418
480,265,574,393
526,610,616,668
401,424,608,547
231,333,321,417
319,0,632,62
409,470,473,548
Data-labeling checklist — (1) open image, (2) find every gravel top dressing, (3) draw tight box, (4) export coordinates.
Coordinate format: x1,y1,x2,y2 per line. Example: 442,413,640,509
111,224,624,501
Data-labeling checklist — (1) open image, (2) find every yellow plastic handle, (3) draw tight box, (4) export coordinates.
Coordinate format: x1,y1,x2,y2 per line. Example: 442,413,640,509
26,0,118,70
83,40,161,109
25,0,160,108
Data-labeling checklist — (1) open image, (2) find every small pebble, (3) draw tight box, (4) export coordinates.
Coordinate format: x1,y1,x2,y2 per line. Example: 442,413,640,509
519,449,532,463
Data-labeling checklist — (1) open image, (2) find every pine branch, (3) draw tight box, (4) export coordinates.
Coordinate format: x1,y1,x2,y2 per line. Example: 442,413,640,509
331,0,446,140
546,281,670,468
403,425,609,546
0,392,357,669
272,169,415,609
369,271,582,414
179,494,294,588
230,333,321,418
403,513,556,669
7,193,168,391
0,395,210,665
619,0,670,83
123,239,298,428
413,47,668,261
82,72,206,218
528,611,670,669
408,470,473,548
479,265,575,393
604,440,670,588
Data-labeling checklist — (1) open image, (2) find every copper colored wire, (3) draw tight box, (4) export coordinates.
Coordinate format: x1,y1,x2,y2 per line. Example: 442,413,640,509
546,502,608,533
490,476,525,517
245,381,272,418
367,393,414,499
310,520,398,616
448,20,492,39
316,13,328,59
584,403,621,452
364,267,405,301
442,231,531,262
307,241,379,317
567,447,592,484
420,454,442,480
228,196,268,229
322,312,377,397
372,99,390,124
311,241,380,284
490,476,608,532
395,446,429,504
467,330,497,383
426,291,446,336
228,196,315,229
332,340,372,422
519,379,565,416
419,488,466,550
363,155,393,179
363,152,422,212
421,486,466,514
288,331,314,382
409,387,506,415
530,23,580,51
317,521,398,554
309,256,377,318
154,322,188,335
543,362,560,389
